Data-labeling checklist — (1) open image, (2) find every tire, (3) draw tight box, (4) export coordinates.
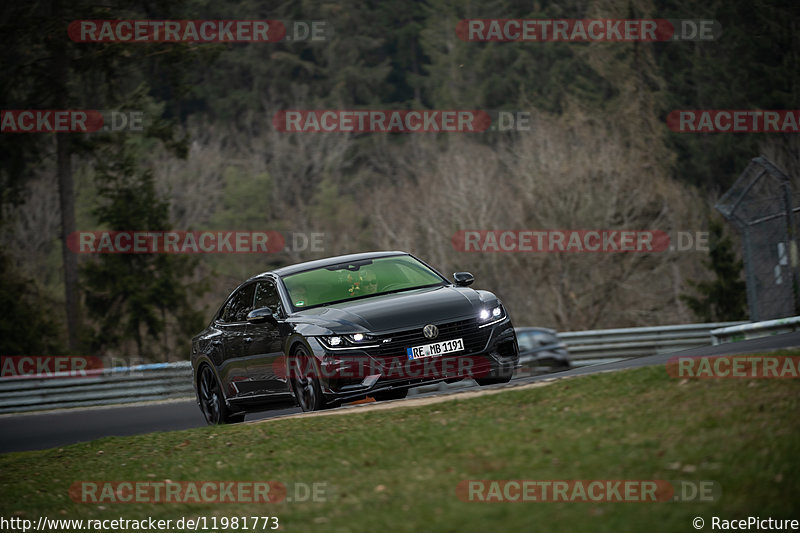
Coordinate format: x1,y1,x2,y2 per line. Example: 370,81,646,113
289,345,329,412
198,365,245,425
372,388,408,402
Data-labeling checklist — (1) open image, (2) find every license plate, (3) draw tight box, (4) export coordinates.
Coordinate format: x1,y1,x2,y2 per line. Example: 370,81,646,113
406,338,464,360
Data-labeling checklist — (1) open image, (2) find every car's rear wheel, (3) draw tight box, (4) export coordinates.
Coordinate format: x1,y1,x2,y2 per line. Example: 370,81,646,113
199,365,245,425
372,388,409,401
289,346,329,412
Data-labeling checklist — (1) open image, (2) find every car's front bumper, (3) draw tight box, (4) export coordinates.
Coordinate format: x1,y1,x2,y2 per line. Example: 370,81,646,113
304,318,519,402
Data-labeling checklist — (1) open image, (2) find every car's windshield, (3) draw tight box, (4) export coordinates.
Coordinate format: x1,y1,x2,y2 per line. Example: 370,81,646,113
281,255,446,309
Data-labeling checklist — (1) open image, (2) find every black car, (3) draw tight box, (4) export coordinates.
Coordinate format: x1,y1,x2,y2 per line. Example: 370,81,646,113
514,327,571,373
191,251,519,423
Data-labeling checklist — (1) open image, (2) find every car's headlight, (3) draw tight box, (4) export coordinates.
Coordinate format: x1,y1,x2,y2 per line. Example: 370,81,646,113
480,305,503,320
348,333,374,343
478,305,505,326
326,336,343,347
320,334,377,349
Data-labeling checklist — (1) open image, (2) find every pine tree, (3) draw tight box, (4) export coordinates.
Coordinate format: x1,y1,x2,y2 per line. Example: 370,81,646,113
681,217,748,322
0,248,62,355
82,143,205,359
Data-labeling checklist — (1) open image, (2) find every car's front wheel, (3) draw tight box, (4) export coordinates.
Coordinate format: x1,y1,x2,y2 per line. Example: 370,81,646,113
289,346,329,412
198,365,245,425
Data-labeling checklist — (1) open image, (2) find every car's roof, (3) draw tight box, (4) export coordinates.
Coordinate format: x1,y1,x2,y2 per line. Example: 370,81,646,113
255,250,410,279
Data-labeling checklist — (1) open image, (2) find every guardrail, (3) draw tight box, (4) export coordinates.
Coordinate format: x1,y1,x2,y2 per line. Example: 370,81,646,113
0,363,193,415
559,321,746,359
711,316,800,344
0,321,747,414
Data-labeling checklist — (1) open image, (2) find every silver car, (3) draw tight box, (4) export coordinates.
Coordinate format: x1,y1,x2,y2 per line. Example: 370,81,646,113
514,327,571,373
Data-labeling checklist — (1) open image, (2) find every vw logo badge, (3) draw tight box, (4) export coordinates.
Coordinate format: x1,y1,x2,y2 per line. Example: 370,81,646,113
423,324,439,339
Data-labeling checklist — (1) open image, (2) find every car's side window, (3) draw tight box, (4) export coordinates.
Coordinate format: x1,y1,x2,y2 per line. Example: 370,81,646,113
254,281,282,316
517,332,534,352
221,283,256,323
532,332,556,347
540,333,557,346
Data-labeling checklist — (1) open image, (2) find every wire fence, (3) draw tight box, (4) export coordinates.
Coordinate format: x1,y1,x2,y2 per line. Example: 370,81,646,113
716,156,800,320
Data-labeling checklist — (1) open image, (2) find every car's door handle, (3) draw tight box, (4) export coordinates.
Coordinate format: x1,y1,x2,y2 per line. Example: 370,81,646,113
244,337,253,343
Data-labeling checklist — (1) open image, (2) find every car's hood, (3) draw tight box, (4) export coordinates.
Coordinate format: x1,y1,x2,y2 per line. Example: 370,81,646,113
288,286,494,334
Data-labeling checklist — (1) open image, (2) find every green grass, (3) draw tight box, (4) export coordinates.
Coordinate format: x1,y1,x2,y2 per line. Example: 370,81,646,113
1,357,799,533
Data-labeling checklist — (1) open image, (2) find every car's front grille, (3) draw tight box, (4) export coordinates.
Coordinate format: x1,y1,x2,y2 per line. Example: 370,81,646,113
369,318,492,359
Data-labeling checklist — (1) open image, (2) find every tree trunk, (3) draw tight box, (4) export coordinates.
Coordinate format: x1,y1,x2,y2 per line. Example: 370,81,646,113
57,134,80,351
53,0,80,351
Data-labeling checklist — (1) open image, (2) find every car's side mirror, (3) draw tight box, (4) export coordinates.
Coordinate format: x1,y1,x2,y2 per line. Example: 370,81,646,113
246,307,276,324
453,272,474,287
